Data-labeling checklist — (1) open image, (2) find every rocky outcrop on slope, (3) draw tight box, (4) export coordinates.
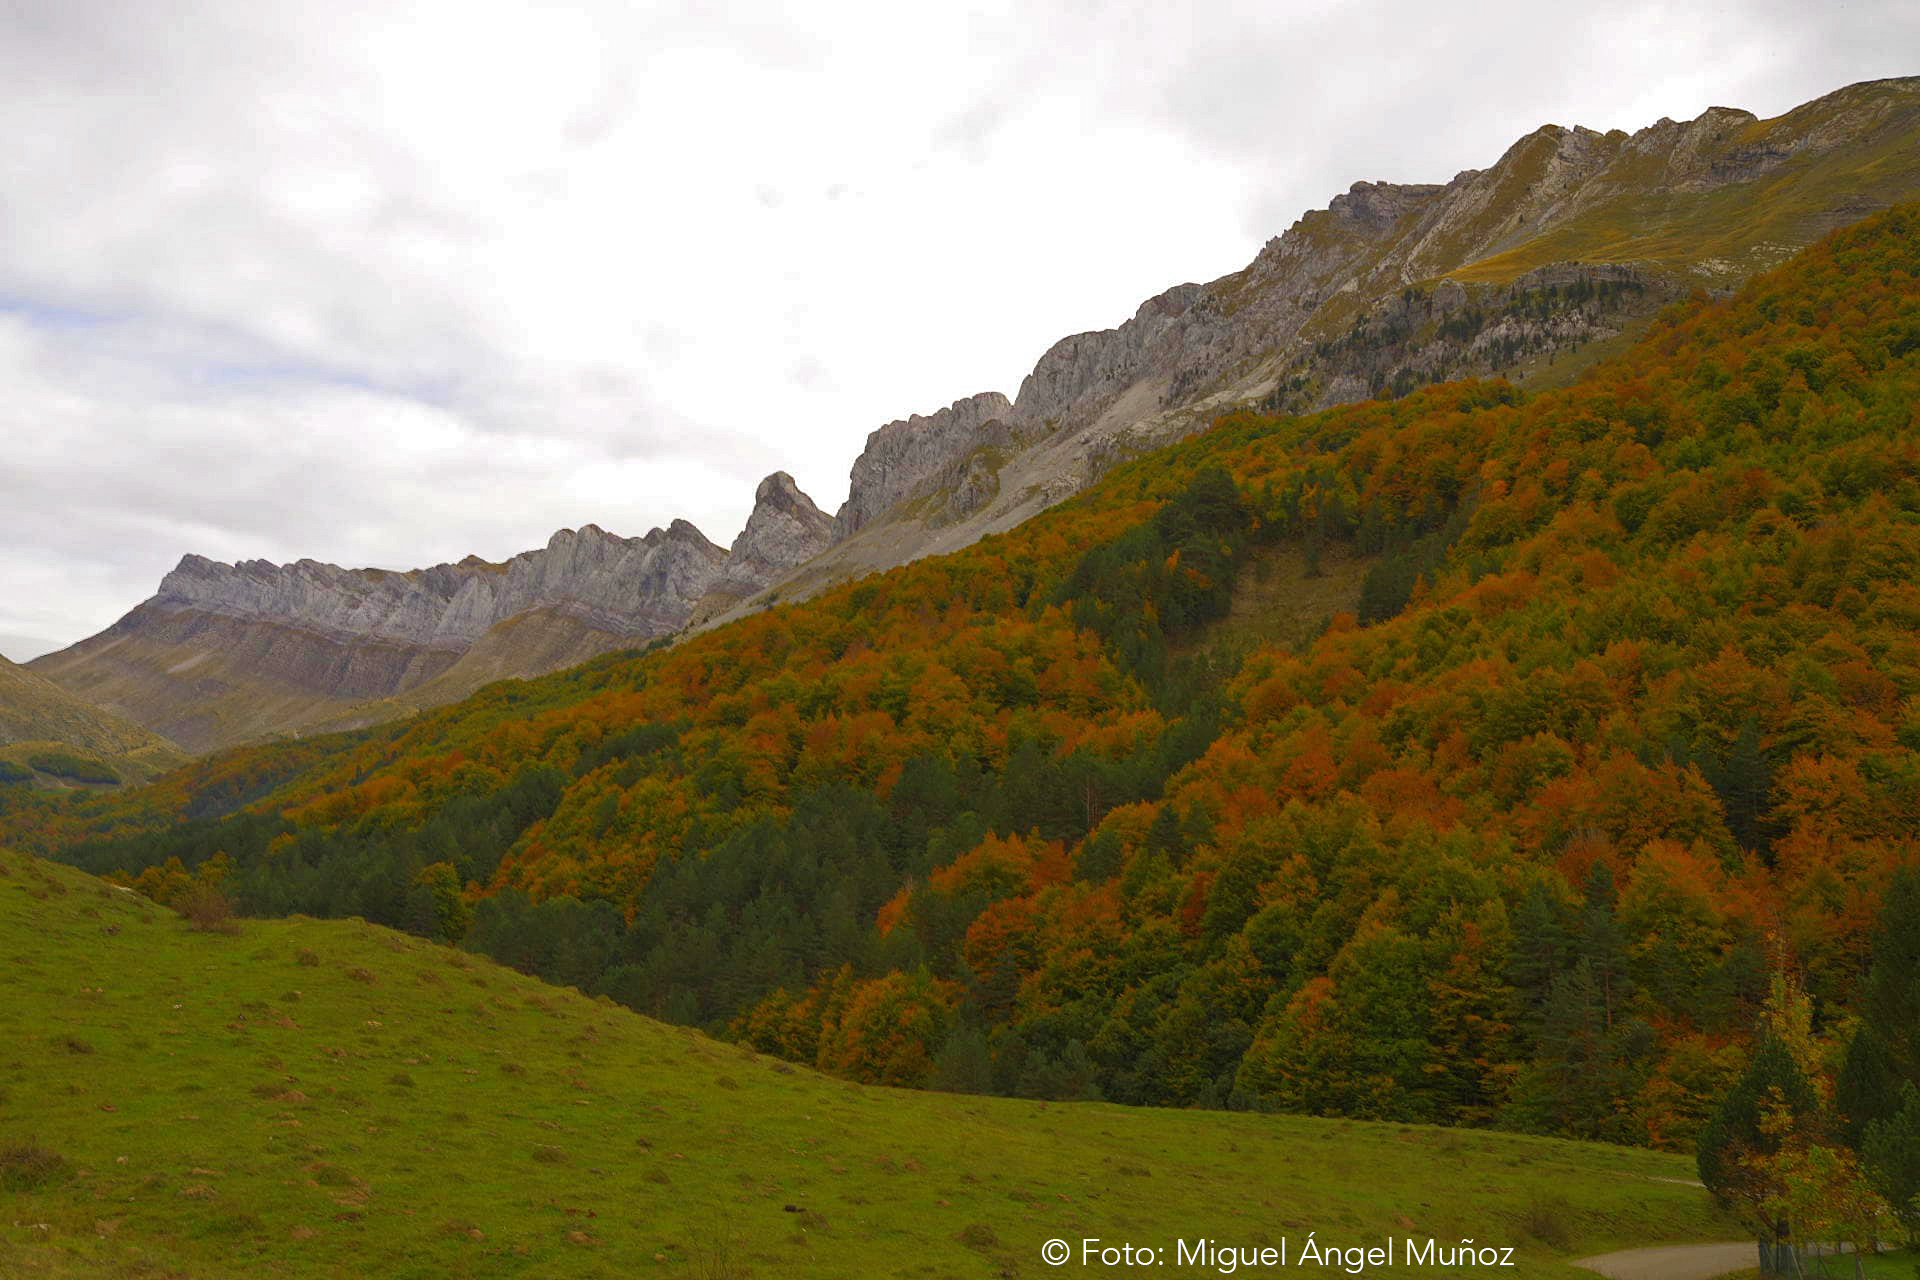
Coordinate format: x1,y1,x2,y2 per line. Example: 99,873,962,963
686,472,839,625
834,393,1017,537
717,473,835,596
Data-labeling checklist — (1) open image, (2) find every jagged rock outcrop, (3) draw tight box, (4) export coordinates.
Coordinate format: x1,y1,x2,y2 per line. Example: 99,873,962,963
834,393,1016,537
717,473,835,596
781,77,1920,599
685,472,837,626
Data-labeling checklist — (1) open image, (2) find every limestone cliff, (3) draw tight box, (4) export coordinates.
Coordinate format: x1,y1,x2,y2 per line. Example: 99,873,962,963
834,393,1017,537
718,473,836,596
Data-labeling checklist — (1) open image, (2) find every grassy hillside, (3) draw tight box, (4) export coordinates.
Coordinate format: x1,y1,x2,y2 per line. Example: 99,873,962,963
0,851,1734,1279
0,655,186,787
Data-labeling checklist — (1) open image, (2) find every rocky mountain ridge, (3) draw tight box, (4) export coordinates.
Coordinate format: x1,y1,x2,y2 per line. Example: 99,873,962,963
153,518,729,649
31,473,830,752
833,393,1019,537
715,472,836,599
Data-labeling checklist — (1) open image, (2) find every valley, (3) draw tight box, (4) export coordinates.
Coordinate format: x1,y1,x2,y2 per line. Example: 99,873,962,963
4,66,1918,1280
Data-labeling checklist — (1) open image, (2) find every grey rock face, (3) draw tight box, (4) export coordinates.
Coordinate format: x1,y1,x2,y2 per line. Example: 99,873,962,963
834,392,1015,536
155,518,729,649
1013,284,1217,429
715,472,835,597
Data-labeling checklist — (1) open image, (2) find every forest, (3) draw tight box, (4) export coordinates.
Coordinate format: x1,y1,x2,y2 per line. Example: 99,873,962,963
5,204,1919,1164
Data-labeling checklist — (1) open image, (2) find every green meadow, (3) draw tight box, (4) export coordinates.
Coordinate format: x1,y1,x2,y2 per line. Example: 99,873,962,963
0,850,1735,1278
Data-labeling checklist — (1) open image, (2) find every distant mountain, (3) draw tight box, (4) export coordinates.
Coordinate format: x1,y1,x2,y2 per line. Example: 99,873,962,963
0,652,185,784
29,473,831,753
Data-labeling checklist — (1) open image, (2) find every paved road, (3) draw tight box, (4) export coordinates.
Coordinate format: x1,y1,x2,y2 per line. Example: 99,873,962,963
1572,1243,1757,1280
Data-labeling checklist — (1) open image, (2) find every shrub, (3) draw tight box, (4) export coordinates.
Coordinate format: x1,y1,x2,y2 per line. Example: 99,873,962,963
0,760,33,785
0,1142,71,1192
956,1223,1001,1249
1515,1193,1576,1249
173,883,237,933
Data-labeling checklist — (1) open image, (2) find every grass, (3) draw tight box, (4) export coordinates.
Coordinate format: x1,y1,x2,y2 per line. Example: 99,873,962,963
0,851,1738,1278
1861,1248,1920,1280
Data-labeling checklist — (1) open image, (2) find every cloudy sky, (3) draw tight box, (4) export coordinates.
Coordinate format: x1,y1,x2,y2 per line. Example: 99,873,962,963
1,1,1911,660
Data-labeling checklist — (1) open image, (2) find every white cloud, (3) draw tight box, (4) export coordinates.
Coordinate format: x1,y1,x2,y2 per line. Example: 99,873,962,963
1,0,1912,657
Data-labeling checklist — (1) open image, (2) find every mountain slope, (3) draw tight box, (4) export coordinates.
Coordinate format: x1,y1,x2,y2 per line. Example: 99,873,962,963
0,850,1733,1278
735,76,1920,616
24,200,1920,1151
0,654,185,785
30,475,832,754
28,80,1920,759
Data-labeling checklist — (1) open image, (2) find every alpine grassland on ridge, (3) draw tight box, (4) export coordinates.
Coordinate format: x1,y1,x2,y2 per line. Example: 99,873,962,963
0,852,1735,1278
5,206,1919,1146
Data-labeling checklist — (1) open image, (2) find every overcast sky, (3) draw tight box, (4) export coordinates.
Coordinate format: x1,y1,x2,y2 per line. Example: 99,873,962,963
0,1,1911,660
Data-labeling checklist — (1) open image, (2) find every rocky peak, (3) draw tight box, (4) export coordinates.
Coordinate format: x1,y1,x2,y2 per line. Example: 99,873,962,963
673,518,721,546
713,472,834,596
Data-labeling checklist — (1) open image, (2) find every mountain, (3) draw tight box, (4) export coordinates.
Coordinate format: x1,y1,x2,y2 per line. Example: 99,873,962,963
30,80,1920,757
0,851,1731,1278
731,76,1920,613
28,473,831,753
0,652,185,785
23,200,1920,1147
